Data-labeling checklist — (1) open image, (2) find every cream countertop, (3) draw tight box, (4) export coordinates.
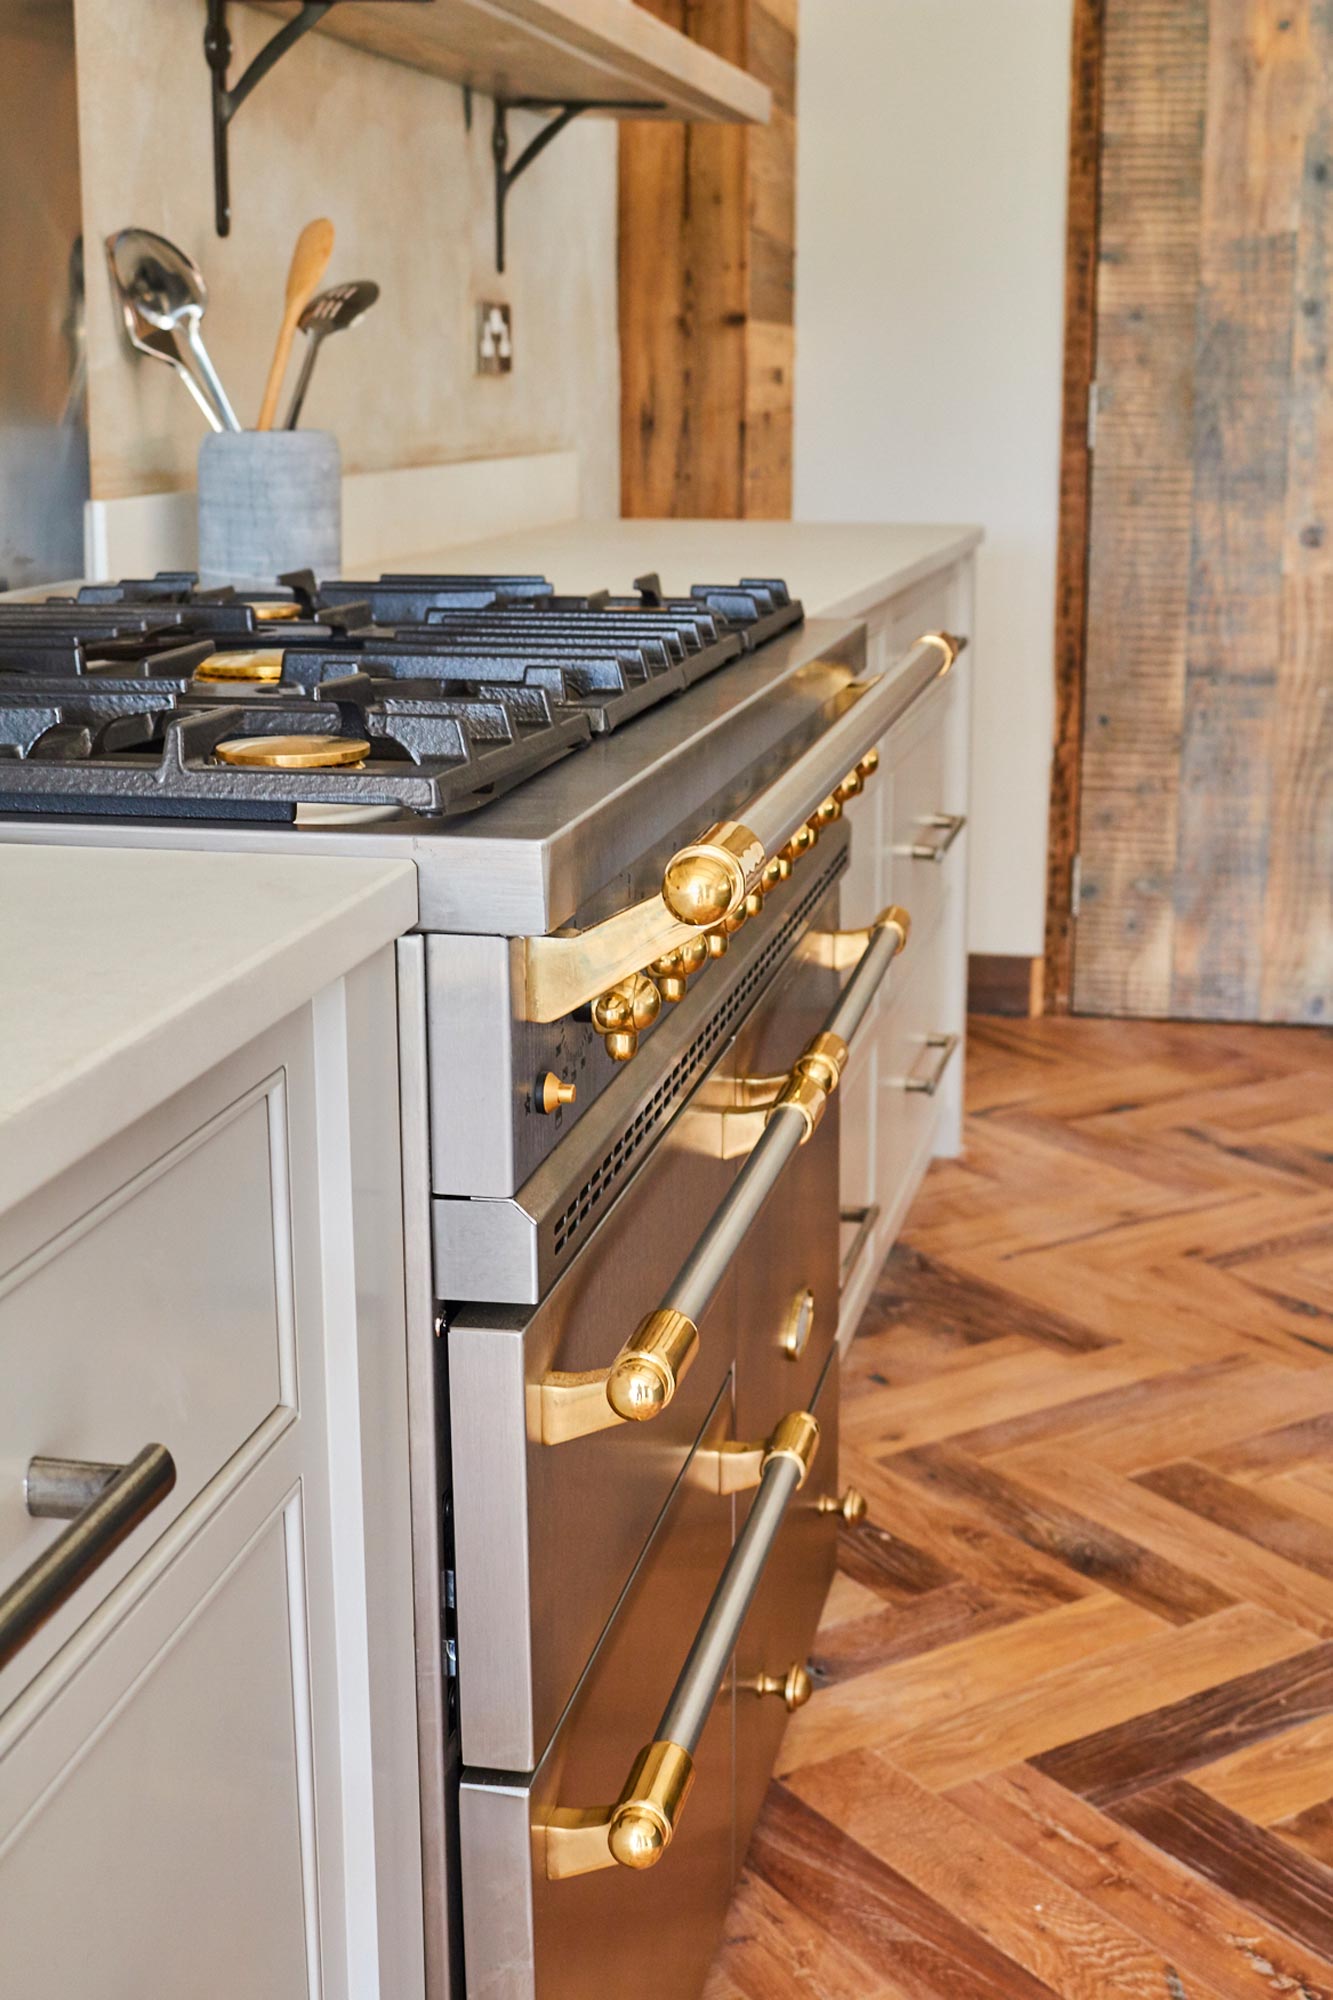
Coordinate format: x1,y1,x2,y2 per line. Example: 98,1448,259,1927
0,847,417,1214
379,519,982,622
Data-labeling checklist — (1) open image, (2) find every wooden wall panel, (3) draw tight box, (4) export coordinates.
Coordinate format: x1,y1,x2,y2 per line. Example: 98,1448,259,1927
1043,0,1106,1015
1074,0,1333,1023
619,0,795,519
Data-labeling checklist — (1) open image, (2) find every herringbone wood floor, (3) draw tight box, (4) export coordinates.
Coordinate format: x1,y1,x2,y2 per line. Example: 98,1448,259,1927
706,1014,1333,1999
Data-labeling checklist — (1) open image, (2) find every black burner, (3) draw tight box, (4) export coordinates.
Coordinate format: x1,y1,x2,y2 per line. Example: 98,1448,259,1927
0,569,803,820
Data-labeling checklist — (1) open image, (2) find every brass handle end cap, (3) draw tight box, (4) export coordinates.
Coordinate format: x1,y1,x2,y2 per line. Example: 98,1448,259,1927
841,1486,868,1525
880,904,912,949
606,1356,672,1421
608,1805,668,1870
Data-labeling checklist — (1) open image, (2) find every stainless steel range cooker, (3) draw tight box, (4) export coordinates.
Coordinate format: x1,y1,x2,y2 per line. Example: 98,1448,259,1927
0,570,962,1998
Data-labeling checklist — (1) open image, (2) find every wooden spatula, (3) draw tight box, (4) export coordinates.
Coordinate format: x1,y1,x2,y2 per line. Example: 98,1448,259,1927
256,217,335,430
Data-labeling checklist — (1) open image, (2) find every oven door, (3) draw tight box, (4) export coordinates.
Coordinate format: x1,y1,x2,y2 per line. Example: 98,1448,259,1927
459,1383,736,2000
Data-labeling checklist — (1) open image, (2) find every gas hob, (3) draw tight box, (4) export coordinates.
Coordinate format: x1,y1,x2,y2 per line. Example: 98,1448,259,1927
0,568,802,821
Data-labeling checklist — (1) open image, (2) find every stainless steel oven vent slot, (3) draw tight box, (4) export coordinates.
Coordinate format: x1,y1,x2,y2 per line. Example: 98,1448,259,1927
552,850,844,1259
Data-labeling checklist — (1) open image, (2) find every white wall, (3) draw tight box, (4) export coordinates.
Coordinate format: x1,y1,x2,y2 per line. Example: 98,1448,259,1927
795,0,1073,958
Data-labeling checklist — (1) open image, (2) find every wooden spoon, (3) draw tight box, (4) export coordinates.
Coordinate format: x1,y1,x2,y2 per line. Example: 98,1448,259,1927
256,217,335,430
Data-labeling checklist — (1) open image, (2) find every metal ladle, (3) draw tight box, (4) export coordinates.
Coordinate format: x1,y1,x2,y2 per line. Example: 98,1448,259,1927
108,229,241,432
105,238,222,432
283,280,380,429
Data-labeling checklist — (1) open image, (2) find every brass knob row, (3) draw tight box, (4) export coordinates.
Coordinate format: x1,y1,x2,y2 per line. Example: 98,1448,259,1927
590,751,880,1064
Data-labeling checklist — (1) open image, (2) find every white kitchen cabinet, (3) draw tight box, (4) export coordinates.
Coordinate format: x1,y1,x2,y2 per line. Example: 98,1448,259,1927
0,942,424,2000
835,557,974,1347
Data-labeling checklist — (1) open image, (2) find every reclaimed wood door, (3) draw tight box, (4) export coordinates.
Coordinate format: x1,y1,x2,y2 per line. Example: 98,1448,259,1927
1073,0,1333,1023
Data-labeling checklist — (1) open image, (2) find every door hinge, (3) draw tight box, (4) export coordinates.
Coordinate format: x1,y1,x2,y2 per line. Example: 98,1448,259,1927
1070,853,1082,918
1086,382,1099,453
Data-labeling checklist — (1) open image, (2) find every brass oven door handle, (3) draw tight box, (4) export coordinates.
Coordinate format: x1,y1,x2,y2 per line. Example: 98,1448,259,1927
537,905,910,1445
0,1446,177,1672
906,812,966,862
522,632,964,1028
540,1413,819,1879
903,1031,960,1097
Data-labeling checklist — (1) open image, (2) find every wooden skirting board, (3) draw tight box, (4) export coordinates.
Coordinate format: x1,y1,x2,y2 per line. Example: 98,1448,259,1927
968,955,1044,1019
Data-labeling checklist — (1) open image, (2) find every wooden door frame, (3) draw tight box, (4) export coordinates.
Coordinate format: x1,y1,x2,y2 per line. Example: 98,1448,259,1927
1043,0,1106,1015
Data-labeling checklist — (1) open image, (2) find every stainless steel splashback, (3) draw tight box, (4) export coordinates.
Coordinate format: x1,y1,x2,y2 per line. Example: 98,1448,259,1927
0,0,89,588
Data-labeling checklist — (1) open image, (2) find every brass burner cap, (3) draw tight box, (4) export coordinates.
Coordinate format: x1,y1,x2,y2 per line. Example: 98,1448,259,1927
252,602,301,621
214,734,370,770
196,649,284,682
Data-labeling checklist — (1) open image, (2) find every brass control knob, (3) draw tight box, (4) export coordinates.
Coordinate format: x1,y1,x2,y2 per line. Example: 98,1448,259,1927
752,1663,814,1713
679,936,709,977
538,1073,577,1114
650,949,688,1004
835,767,864,803
858,747,880,779
743,889,765,919
592,974,661,1062
815,794,843,826
706,929,730,959
818,1487,868,1526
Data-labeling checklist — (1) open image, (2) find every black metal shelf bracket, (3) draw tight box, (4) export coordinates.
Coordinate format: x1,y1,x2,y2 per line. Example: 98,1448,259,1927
491,96,663,273
205,0,332,236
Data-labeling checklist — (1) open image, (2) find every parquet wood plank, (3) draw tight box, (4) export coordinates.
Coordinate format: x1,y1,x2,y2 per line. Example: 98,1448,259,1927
885,1605,1309,1795
789,1751,1232,2000
1205,1409,1333,1480
865,1243,1116,1354
775,1593,1162,1779
701,1871,913,2000
747,1785,1065,2000
1274,1800,1333,1872
808,1582,1022,1691
996,1446,1333,1638
1113,1781,1333,1964
1136,1461,1333,1582
886,1443,1235,1623
1193,1711,1333,1824
950,1354,1252,1460
951,1765,1333,1999
1033,1642,1333,1807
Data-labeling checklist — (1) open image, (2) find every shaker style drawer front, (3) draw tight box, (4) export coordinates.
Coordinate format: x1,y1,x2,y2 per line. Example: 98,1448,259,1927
886,678,963,939
461,1373,821,2000
0,1502,311,1997
873,896,957,1218
0,1077,293,1708
734,1345,841,1865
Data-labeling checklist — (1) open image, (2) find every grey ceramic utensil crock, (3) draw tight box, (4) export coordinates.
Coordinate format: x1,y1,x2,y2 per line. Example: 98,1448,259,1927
198,430,340,586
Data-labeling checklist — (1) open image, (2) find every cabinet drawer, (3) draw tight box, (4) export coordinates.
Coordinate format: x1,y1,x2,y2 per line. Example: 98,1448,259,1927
0,1076,292,1708
460,1384,736,2000
0,1499,310,1997
872,899,957,1221
734,1346,840,1867
886,678,964,939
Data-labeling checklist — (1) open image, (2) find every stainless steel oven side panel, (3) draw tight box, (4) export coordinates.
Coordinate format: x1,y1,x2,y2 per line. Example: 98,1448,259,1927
396,938,462,2000
447,887,844,1773
459,1387,736,2000
733,1347,841,1873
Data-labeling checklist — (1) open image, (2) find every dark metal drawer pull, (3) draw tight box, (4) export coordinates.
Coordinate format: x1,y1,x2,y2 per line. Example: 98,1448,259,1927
538,904,911,1445
0,1446,177,1673
540,1410,820,1879
903,1031,960,1097
908,812,967,862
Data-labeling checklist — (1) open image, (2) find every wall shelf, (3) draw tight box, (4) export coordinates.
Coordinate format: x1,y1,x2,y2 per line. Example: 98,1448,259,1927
245,0,771,124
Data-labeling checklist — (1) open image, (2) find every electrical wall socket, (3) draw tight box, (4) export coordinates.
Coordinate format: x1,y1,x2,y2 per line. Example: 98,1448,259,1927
476,302,513,375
